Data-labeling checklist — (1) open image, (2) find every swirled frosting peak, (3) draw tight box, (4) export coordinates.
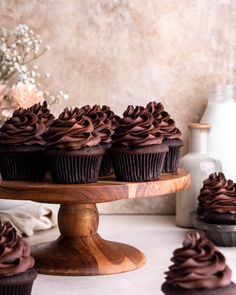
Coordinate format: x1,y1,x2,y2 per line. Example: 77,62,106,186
0,221,35,277
80,104,114,143
0,107,46,146
29,101,55,129
112,105,163,146
198,172,236,214
45,107,101,149
101,105,120,129
165,232,232,289
146,101,182,140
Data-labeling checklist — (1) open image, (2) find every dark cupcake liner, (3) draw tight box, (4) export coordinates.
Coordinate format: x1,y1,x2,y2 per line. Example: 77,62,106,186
162,139,183,173
46,146,105,184
162,282,236,295
0,282,33,295
110,145,168,182
0,269,37,295
192,212,236,247
0,146,45,181
204,212,236,225
204,230,236,247
99,152,114,177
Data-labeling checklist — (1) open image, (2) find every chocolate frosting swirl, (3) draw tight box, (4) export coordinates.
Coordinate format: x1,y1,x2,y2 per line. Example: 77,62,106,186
45,107,101,149
146,101,182,140
0,222,35,277
101,105,120,130
165,232,232,289
29,101,55,129
0,107,46,146
112,105,163,146
198,172,236,214
80,104,114,144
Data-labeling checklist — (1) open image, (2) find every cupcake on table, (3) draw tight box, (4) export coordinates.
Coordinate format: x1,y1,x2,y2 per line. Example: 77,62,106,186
162,231,236,295
196,172,236,246
0,221,37,295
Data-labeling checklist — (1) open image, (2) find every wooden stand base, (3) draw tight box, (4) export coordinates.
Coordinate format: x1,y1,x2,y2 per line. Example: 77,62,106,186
32,204,146,275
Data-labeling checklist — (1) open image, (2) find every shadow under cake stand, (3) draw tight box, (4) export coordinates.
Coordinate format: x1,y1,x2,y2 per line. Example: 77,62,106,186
0,168,190,276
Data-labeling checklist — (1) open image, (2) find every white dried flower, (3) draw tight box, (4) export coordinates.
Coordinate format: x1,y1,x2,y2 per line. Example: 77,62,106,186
0,24,69,120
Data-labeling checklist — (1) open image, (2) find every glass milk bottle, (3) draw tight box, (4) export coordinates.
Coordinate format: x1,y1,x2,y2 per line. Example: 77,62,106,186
201,85,236,180
176,124,221,228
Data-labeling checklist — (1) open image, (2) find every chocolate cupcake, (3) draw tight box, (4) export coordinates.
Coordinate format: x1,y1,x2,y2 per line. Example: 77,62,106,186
45,107,105,183
146,101,183,173
29,101,55,130
0,107,46,180
194,172,236,246
100,105,120,176
162,232,236,295
80,104,119,176
0,221,37,295
110,105,168,182
197,172,236,220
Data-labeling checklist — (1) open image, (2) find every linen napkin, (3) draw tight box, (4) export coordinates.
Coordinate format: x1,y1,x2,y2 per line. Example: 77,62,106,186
0,203,59,236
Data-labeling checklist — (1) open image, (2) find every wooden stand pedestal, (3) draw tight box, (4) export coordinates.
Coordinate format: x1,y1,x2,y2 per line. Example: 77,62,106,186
33,204,146,275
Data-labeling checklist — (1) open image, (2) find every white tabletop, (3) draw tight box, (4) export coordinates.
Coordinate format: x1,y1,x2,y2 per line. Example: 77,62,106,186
26,215,236,295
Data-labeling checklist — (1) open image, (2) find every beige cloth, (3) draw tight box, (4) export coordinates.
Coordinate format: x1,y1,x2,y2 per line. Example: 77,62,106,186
0,204,59,237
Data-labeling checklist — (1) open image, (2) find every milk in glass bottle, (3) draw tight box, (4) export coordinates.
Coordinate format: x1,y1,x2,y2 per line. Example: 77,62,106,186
201,85,236,180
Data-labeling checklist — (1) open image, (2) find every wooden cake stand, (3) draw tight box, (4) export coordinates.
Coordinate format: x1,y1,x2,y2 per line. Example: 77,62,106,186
0,169,190,276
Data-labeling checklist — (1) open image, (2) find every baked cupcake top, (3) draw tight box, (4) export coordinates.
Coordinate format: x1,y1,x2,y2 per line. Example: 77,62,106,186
29,101,55,129
165,232,232,289
112,105,163,147
0,221,35,277
0,107,46,146
146,101,182,140
45,107,101,149
198,172,236,215
80,104,115,144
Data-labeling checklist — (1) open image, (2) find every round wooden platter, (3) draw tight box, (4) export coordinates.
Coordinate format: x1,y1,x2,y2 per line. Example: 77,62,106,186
0,169,190,276
0,168,190,204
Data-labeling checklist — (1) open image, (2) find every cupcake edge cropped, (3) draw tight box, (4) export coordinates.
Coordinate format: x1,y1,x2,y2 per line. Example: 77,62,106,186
99,105,120,176
45,108,105,183
110,105,168,182
161,231,236,295
0,221,37,295
80,104,119,177
146,101,183,173
0,107,46,181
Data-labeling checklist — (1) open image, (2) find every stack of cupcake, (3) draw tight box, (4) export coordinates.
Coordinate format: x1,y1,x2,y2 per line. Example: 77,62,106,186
196,172,236,246
0,100,183,184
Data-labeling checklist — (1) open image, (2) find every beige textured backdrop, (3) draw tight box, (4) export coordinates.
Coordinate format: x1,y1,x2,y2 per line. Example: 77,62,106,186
1,0,236,214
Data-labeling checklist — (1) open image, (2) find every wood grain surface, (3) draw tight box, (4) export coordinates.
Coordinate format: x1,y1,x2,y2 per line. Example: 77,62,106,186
33,203,146,275
0,169,190,204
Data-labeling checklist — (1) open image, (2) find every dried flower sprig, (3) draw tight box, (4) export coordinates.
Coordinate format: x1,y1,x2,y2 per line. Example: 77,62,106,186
0,24,69,121
0,24,48,83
